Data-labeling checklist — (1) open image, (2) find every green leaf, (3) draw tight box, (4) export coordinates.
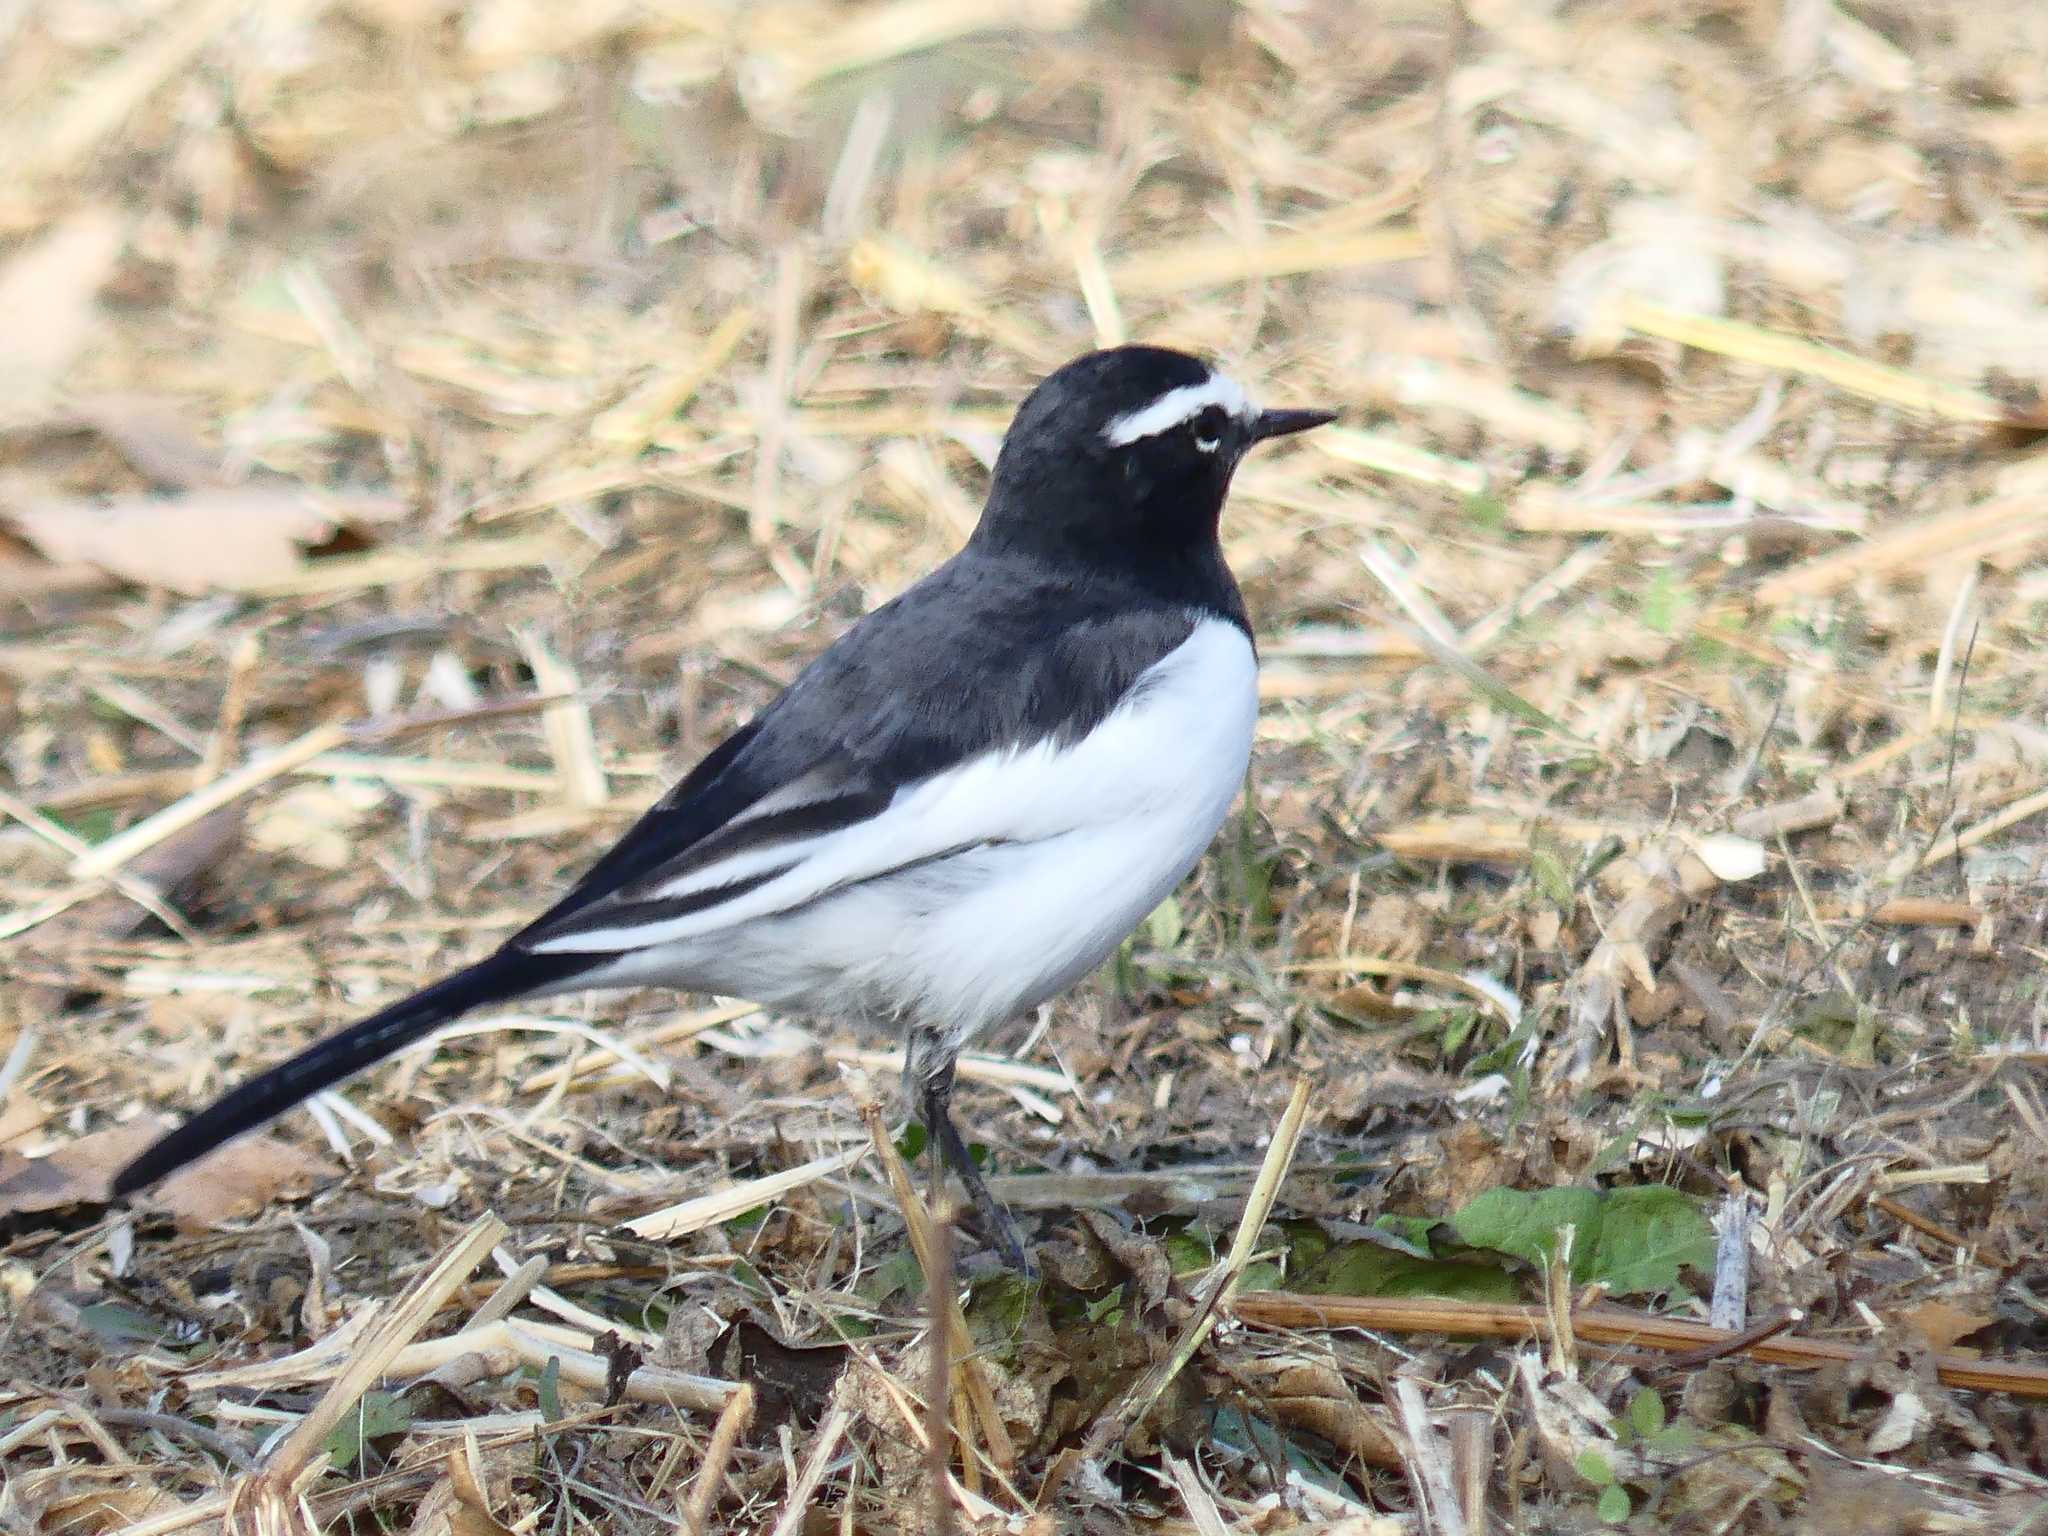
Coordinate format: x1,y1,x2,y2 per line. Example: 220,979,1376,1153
1685,632,1732,667
1164,1226,1216,1275
1454,1185,1596,1270
537,1356,562,1422
1450,1185,1714,1296
1628,1388,1666,1438
1464,491,1508,531
1296,1237,1520,1303
48,807,118,845
1083,1288,1125,1324
78,1302,171,1345
1645,1421,1696,1452
1574,1448,1615,1486
323,1390,412,1471
1146,895,1184,950
1530,844,1575,909
963,1271,1035,1348
894,1122,928,1161
1370,1214,1439,1251
1598,1484,1632,1523
1276,1217,1333,1273
1640,566,1685,634
862,1247,925,1304
1238,1259,1286,1293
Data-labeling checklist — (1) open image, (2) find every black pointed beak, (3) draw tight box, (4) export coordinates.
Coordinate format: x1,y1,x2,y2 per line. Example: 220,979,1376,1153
1249,407,1339,443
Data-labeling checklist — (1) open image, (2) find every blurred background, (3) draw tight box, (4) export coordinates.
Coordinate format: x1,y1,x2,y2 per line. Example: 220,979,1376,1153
4,0,2048,1529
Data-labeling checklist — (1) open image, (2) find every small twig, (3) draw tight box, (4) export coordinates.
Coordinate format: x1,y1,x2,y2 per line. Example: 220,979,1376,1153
925,1210,959,1536
857,1098,1016,1477
1228,1293,2048,1399
765,1401,851,1536
1449,1411,1491,1535
68,722,350,880
92,1406,259,1473
264,1213,510,1481
622,1145,868,1240
1870,1193,1971,1253
678,1382,755,1536
1075,1077,1314,1465
1654,1311,1801,1372
1709,1191,1752,1333
1161,1452,1232,1536
0,785,202,940
1393,1376,1468,1536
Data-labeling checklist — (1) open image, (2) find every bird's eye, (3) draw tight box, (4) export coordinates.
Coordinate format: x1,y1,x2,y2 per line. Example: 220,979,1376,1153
1192,405,1229,451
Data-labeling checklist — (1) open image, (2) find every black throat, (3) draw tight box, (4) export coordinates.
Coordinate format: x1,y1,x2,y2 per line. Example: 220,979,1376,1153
968,477,1248,632
971,438,1248,630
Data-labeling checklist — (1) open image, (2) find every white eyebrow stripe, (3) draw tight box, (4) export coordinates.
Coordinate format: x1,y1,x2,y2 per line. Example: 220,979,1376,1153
1102,372,1255,446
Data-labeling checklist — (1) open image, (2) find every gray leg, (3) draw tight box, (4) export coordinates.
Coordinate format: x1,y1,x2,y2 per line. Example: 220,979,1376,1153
915,1048,1035,1275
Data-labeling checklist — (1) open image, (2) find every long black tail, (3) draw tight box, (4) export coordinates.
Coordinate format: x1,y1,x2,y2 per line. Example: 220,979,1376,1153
112,949,596,1197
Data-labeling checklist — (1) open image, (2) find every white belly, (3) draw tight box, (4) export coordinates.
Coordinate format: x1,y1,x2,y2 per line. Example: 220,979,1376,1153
583,617,1259,1044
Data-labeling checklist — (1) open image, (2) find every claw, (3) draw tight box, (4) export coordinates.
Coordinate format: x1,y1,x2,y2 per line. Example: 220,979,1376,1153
920,1061,1037,1277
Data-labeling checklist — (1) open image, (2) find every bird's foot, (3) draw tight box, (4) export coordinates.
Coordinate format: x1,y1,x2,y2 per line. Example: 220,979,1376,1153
922,1083,1037,1279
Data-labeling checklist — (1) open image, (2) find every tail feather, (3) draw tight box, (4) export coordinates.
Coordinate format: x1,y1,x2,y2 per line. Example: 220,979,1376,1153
111,949,595,1198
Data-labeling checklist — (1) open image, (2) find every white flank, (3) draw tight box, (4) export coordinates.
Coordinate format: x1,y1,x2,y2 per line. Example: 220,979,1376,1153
532,618,1259,1043
1102,372,1254,447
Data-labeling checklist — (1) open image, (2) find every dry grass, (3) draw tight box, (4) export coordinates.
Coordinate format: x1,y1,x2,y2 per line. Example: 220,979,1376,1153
3,0,2048,1530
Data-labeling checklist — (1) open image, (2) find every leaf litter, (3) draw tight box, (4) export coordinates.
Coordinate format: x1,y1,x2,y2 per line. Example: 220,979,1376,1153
2,0,2047,1532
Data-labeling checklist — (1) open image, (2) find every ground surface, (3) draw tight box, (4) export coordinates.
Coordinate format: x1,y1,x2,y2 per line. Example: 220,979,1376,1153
2,1,2048,1532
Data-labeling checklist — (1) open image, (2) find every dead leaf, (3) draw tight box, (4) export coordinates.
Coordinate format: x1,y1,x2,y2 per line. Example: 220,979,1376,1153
68,393,227,488
0,1117,168,1215
407,1438,519,1536
0,1087,52,1149
25,804,245,954
250,780,386,869
3,484,403,594
1900,1299,1993,1354
0,207,125,417
1,1467,186,1536
1688,831,1768,882
1792,1468,1941,1536
150,1133,343,1228
1235,1354,1404,1469
1328,979,1408,1020
0,528,108,595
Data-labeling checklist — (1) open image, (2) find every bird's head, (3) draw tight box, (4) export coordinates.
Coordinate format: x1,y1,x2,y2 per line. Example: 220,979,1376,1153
977,345,1335,566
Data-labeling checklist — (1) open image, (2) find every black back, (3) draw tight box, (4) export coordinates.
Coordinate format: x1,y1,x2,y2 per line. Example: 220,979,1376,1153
520,346,1258,936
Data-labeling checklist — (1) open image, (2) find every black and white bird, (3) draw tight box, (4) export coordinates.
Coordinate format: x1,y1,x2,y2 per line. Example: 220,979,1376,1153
114,345,1334,1266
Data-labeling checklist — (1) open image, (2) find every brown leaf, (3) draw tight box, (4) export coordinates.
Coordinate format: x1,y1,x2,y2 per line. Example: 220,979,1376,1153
149,1133,343,1229
0,1117,168,1215
3,1469,183,1536
31,805,245,953
1900,1299,1993,1354
706,1316,847,1427
1236,1354,1404,1469
410,1439,519,1536
0,1085,51,1148
4,484,402,595
68,393,228,488
0,208,125,417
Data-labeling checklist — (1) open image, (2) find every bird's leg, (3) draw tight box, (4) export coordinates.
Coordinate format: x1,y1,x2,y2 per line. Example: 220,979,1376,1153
915,1050,1035,1276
